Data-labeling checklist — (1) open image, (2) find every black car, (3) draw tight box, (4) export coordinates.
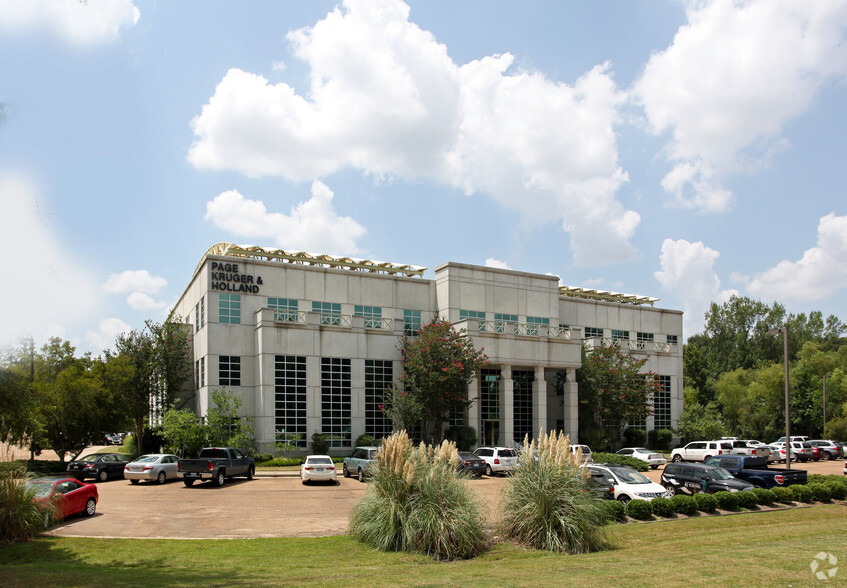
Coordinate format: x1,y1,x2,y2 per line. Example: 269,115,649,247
661,462,754,496
67,453,130,482
457,452,487,478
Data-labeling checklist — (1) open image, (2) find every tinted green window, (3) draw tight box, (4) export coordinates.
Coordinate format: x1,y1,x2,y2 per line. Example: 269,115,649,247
219,294,241,324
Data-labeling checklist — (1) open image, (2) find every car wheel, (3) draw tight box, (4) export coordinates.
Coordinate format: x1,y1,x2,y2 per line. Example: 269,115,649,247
703,455,712,462
183,478,195,487
672,455,683,462
617,495,631,505
357,468,365,483
664,484,677,496
130,479,139,485
98,470,109,482
486,464,493,476
214,470,226,487
157,471,167,485
83,498,96,517
301,479,308,485
824,452,832,460
246,466,254,480
343,465,350,478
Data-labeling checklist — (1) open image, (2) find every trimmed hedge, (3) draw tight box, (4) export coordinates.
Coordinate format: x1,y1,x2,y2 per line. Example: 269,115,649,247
751,488,775,506
735,490,759,510
713,491,739,511
693,492,718,513
592,453,649,472
603,499,627,523
670,494,697,516
826,481,847,501
790,484,814,503
807,483,832,503
650,497,675,518
772,486,795,504
625,499,653,521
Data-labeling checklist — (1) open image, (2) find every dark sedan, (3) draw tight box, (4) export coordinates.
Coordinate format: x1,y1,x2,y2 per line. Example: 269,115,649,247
457,451,487,478
67,452,130,482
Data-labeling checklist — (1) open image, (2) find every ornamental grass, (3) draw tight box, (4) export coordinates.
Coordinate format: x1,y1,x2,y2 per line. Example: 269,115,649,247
0,467,54,543
499,430,610,554
348,430,486,561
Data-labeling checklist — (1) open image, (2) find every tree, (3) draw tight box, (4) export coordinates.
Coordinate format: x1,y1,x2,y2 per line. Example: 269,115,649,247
0,339,36,447
205,389,256,455
146,318,194,411
578,345,659,440
161,408,204,457
115,329,155,455
398,317,488,443
676,403,727,442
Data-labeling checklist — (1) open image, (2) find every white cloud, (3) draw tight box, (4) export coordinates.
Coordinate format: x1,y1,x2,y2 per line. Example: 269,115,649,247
485,258,511,270
188,0,636,266
204,180,367,255
126,292,168,311
0,0,140,45
747,213,847,302
634,0,847,211
654,238,737,337
103,269,166,294
0,171,100,347
84,317,131,353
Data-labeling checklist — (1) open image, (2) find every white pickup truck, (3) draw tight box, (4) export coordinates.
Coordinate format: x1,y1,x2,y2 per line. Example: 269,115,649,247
727,440,771,460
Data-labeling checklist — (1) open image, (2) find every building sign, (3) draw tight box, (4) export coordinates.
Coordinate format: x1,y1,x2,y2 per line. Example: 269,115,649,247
210,261,263,293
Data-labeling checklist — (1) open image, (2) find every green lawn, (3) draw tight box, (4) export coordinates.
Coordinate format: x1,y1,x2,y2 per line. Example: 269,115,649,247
1,504,844,587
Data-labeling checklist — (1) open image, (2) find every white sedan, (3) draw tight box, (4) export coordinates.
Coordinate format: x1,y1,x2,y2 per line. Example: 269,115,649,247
300,455,338,485
124,453,180,484
616,447,668,469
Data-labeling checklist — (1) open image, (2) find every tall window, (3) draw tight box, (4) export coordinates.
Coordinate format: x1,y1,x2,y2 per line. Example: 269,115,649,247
313,301,342,325
403,310,421,336
460,309,486,331
321,358,351,447
219,293,241,324
365,360,393,439
584,327,603,338
526,316,549,336
269,297,298,322
275,356,307,448
195,357,205,388
219,356,241,386
480,369,500,446
513,370,533,443
654,375,671,430
355,305,382,328
200,296,205,328
667,334,678,345
494,312,517,333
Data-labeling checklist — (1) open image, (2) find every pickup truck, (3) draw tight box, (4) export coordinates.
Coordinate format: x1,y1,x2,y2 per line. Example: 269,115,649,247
178,447,255,487
726,440,771,460
703,455,807,488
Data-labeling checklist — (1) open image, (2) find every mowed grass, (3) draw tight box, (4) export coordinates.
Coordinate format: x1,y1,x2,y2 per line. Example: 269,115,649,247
1,504,845,587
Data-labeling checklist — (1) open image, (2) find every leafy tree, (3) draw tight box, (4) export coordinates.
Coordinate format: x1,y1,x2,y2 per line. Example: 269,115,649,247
398,317,488,442
115,329,155,455
578,345,659,440
146,318,194,411
676,403,727,442
0,339,35,447
206,388,256,455
161,408,204,457
381,384,422,432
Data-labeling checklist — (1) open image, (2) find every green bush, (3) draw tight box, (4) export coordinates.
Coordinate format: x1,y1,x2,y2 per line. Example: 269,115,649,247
825,481,847,500
650,497,675,518
790,484,814,503
602,499,627,523
693,492,718,513
751,488,775,506
500,431,611,553
624,499,653,520
670,494,697,516
254,453,274,463
648,429,674,451
807,483,831,503
592,453,649,472
355,434,377,448
735,490,759,510
772,486,794,504
0,467,55,543
713,491,739,511
622,427,647,448
444,425,478,451
350,431,486,561
311,433,329,455
0,460,65,475
257,457,301,467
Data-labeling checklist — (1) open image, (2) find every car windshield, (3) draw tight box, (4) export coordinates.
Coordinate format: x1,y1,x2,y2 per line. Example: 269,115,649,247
78,454,101,462
307,457,333,465
367,450,378,459
707,468,734,480
24,480,55,498
608,467,651,484
135,455,159,463
633,448,649,453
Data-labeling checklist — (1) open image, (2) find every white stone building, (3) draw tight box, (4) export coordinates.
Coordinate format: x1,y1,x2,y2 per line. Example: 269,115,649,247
171,243,683,453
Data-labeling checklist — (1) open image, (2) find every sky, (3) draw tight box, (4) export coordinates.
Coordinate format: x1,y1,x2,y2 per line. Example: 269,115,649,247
2,0,847,355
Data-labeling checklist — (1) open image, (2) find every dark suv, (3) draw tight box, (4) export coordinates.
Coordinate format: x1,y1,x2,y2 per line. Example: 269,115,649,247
661,462,753,496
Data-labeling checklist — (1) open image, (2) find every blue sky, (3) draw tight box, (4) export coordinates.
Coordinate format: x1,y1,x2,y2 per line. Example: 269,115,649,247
2,0,846,354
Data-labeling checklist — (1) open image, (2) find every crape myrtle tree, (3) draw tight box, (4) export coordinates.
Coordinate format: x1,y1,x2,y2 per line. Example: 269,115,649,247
398,317,488,443
578,345,660,445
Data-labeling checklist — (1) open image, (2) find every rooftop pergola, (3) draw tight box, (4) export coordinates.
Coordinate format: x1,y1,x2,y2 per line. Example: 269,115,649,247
558,285,659,307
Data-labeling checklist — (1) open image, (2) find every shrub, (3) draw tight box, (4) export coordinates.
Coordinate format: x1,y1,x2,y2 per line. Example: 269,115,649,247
592,453,649,472
253,453,274,463
735,490,759,510
602,500,627,523
349,431,485,561
311,433,329,455
772,486,794,504
355,434,376,448
825,481,847,501
670,494,697,516
713,491,739,511
790,484,814,503
500,431,611,553
0,467,55,543
650,497,675,518
693,492,718,513
622,427,647,448
625,499,653,521
751,488,775,506
648,429,674,451
444,425,477,451
807,483,831,503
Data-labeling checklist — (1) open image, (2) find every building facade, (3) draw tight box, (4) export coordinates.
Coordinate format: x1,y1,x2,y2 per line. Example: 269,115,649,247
172,243,684,453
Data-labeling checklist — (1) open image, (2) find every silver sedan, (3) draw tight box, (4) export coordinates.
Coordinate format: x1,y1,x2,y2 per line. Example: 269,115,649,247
124,454,181,484
616,447,668,469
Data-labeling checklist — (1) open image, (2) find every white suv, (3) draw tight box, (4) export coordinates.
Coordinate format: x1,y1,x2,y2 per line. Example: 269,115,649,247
670,440,733,462
473,446,518,476
584,463,671,504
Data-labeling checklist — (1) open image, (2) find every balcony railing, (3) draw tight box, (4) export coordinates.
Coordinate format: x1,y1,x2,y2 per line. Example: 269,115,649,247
273,310,307,324
476,320,574,340
584,337,674,353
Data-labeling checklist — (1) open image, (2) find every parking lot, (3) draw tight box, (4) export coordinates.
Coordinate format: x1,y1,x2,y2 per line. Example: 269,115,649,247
46,457,844,540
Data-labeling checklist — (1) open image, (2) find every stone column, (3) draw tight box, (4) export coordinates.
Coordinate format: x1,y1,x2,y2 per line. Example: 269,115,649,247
502,365,514,447
533,366,547,438
563,367,579,442
468,376,480,440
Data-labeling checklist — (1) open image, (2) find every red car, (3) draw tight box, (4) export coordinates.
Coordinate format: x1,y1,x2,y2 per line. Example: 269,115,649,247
25,476,98,521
